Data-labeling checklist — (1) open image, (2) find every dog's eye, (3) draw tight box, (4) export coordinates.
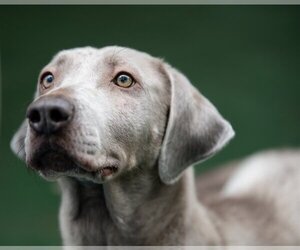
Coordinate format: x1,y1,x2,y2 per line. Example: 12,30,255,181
113,73,134,88
40,72,54,89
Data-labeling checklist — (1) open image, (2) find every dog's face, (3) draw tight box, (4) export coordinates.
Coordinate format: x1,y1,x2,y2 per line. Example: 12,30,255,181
11,46,234,184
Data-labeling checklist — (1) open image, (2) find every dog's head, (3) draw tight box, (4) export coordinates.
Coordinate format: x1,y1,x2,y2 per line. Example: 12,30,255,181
11,46,234,184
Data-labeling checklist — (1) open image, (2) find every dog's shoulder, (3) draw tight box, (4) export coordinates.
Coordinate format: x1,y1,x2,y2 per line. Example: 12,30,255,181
225,149,300,240
196,148,300,244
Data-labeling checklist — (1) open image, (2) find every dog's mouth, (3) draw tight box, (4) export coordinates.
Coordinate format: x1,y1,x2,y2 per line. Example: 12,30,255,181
27,143,119,182
35,150,76,172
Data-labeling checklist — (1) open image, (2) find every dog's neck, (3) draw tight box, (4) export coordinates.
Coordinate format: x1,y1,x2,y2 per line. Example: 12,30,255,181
102,168,190,244
59,167,222,245
103,168,223,245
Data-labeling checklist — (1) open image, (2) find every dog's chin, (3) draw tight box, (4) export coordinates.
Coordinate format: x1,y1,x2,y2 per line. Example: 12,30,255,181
26,145,120,183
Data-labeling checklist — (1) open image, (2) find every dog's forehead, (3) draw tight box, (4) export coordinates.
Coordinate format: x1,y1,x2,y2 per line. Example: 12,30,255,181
42,46,167,95
50,46,156,70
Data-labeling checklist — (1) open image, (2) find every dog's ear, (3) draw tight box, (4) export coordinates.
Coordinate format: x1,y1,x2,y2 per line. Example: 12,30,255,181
10,120,28,161
158,63,235,184
10,90,38,161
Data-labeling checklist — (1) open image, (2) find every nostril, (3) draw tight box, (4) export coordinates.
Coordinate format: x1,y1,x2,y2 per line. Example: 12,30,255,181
49,108,69,123
28,109,41,123
27,97,74,134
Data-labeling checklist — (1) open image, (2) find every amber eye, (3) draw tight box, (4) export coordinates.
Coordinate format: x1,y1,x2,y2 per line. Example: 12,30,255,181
113,73,134,88
40,72,54,89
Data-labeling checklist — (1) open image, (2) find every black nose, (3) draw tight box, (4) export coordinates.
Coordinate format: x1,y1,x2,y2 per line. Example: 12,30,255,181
26,96,74,135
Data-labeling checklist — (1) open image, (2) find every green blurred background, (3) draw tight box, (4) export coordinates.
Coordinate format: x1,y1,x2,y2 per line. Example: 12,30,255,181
0,5,300,245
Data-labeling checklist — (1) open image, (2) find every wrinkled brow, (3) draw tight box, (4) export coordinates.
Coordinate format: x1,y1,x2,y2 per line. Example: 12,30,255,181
104,48,129,67
53,55,68,67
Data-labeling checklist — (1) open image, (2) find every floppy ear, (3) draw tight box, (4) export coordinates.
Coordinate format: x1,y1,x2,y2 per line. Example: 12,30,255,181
10,120,28,161
158,64,235,184
10,90,38,161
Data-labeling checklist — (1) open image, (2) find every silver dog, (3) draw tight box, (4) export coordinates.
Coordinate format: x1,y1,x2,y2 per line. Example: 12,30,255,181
11,46,300,246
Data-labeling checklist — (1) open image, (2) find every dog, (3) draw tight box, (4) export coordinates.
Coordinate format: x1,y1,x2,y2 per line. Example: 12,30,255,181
11,46,300,246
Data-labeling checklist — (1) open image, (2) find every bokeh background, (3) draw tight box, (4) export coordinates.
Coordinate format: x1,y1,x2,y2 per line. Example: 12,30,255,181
0,5,300,245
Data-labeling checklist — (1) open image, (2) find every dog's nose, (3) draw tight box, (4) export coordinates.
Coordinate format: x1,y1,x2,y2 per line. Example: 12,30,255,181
26,96,74,135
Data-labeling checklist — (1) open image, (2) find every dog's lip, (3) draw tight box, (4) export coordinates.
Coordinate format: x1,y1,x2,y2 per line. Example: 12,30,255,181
27,143,119,177
28,143,77,171
99,166,118,177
